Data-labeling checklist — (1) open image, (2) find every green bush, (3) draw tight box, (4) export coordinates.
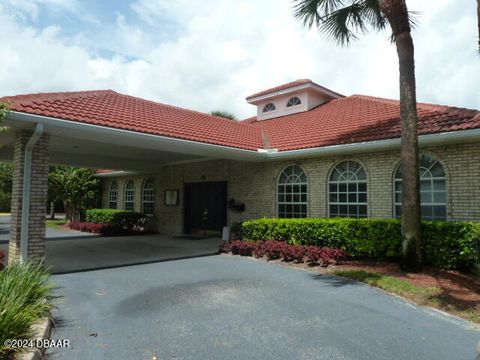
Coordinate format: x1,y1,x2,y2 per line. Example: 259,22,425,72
0,262,55,357
85,208,130,224
85,208,147,234
241,218,480,271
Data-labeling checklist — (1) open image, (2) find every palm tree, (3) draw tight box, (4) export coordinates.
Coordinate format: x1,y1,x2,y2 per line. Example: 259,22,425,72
210,110,237,120
294,0,422,271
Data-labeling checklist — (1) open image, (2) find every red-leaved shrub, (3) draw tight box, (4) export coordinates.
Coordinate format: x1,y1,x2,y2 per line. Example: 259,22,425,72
282,244,306,262
305,246,347,266
229,240,256,256
221,240,347,268
0,249,6,270
69,221,107,234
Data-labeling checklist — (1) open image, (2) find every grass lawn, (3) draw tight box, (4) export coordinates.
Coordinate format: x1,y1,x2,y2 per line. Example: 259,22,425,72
46,219,68,231
334,269,480,324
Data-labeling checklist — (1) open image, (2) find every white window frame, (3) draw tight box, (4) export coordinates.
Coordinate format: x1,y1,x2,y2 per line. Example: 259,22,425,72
394,154,447,221
286,96,301,107
262,103,276,113
277,165,308,218
109,181,118,209
142,178,156,215
328,160,368,218
124,179,135,212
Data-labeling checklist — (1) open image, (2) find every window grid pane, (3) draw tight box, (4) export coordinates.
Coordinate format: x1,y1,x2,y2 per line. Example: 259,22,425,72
142,178,155,215
328,161,367,218
278,166,308,218
124,180,135,212
109,181,118,209
394,156,447,220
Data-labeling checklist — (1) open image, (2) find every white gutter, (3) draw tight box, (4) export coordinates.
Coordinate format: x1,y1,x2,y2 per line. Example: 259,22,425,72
8,112,264,162
267,128,480,159
20,123,44,263
7,111,480,163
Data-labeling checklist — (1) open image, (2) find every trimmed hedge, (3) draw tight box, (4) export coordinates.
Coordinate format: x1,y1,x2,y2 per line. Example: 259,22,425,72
241,218,480,271
86,209,131,224
85,208,147,234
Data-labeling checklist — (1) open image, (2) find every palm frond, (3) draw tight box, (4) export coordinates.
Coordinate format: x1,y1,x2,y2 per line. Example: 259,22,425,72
293,0,387,46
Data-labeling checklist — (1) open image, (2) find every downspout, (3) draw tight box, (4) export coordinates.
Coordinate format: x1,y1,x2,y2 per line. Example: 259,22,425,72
20,123,44,263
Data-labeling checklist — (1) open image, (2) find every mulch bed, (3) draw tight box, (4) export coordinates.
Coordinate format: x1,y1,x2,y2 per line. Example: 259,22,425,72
334,260,480,316
222,253,480,321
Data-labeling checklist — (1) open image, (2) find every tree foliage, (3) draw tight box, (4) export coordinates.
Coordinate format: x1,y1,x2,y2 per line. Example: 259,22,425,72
0,163,13,212
0,103,9,123
210,110,237,120
48,167,101,222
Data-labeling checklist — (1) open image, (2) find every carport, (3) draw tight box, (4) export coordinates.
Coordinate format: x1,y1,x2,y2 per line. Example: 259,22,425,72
0,214,221,272
0,90,262,265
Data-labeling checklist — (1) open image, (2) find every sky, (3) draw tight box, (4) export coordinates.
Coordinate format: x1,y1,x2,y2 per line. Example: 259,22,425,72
0,0,478,119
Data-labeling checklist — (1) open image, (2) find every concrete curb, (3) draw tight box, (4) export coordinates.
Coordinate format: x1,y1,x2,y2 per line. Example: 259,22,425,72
15,318,52,360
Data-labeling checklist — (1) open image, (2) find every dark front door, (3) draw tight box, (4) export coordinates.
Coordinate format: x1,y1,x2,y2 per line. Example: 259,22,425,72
184,181,227,235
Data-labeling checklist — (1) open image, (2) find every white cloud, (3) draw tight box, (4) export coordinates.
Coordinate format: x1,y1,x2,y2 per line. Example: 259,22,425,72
0,0,478,119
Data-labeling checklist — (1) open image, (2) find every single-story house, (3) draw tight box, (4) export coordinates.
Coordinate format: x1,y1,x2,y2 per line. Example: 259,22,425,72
1,79,479,261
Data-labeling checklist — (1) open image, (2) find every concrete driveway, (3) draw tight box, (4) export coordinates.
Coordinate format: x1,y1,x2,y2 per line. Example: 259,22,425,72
0,215,221,273
48,256,479,360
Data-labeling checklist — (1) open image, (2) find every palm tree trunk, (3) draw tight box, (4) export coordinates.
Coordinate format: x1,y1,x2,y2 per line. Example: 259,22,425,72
380,0,422,272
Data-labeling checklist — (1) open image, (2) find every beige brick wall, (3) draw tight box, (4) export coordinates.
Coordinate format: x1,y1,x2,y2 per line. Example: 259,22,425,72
101,141,480,234
9,131,50,263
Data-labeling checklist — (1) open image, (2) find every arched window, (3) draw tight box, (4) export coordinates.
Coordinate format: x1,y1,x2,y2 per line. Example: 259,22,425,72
394,154,447,220
277,165,308,218
109,181,118,209
329,161,367,218
124,179,135,211
262,103,276,112
142,178,155,215
286,96,301,107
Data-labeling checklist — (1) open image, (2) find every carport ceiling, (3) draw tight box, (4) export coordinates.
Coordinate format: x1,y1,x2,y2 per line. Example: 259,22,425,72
0,123,209,171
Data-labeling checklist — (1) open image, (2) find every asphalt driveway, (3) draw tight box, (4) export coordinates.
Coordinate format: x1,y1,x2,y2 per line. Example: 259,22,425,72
48,255,479,360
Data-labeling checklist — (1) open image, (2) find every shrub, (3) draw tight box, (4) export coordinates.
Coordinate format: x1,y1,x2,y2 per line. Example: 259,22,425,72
84,209,147,234
0,262,54,358
305,246,347,266
262,241,287,260
221,240,345,267
227,240,255,256
0,250,5,270
241,218,480,271
85,208,128,224
69,221,103,234
281,244,306,263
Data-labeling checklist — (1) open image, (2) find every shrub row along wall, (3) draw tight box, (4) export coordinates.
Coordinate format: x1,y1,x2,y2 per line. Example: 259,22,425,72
241,218,480,271
85,209,147,234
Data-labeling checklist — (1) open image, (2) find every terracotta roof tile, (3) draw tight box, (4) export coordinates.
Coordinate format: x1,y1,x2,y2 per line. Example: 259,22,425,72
246,95,480,151
2,90,479,153
0,90,262,151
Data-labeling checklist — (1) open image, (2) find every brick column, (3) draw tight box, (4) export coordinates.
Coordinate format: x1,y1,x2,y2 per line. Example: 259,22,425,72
8,130,50,264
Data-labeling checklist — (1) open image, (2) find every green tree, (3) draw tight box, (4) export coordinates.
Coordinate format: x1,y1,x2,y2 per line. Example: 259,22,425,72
0,103,9,122
49,167,101,222
0,163,13,212
210,110,237,120
294,0,422,271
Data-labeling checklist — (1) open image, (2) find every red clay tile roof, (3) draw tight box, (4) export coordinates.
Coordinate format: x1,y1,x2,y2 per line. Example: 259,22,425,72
0,90,262,151
2,89,479,153
246,79,313,99
246,95,480,151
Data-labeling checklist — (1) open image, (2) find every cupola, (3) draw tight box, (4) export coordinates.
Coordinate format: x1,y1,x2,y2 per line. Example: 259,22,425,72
246,79,343,121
